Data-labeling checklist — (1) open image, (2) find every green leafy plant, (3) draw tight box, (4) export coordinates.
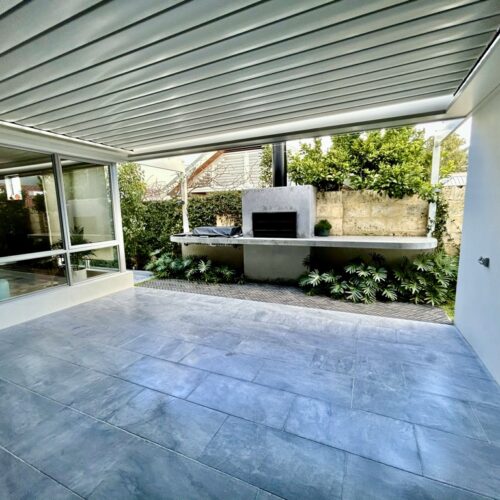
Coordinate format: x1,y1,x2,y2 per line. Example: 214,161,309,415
298,251,457,306
314,219,332,236
392,252,458,306
147,252,242,284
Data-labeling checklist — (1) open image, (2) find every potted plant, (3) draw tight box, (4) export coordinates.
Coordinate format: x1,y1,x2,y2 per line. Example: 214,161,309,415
314,219,332,237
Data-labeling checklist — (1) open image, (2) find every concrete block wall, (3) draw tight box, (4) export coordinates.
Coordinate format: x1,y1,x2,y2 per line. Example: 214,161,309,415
316,190,429,236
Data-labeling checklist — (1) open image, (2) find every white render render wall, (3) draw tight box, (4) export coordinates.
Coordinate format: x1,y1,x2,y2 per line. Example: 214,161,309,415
455,86,500,383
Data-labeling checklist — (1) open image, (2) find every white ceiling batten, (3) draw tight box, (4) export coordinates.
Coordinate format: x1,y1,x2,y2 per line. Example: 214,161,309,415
0,0,498,159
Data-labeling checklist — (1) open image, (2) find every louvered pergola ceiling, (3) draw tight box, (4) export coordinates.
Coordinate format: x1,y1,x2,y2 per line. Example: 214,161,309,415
0,0,499,159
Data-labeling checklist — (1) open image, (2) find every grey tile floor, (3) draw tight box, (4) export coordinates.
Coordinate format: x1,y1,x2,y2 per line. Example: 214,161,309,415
0,287,499,499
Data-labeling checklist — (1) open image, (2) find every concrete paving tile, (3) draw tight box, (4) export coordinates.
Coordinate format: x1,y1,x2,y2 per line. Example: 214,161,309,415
352,379,487,439
180,344,265,381
285,395,421,474
404,363,500,407
472,403,500,446
416,425,500,498
120,333,196,362
188,373,295,428
0,448,79,500
10,408,134,497
88,436,258,500
200,416,345,500
118,357,207,398
343,454,488,500
108,388,226,459
0,379,63,447
254,359,353,406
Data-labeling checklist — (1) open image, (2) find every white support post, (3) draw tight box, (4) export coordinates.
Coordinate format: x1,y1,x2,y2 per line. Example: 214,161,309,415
180,170,190,233
427,137,441,237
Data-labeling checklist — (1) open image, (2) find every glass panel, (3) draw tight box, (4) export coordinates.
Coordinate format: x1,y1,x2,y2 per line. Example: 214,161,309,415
70,246,119,283
0,255,67,301
0,163,62,257
62,162,115,245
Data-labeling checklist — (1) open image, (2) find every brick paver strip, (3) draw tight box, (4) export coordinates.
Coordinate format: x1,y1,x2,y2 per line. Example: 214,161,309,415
139,279,451,324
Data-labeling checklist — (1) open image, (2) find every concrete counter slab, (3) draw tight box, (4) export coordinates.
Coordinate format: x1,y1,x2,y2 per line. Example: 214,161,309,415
171,235,438,250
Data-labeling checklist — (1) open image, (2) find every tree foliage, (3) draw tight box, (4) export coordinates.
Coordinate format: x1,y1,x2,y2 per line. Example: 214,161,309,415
288,127,436,198
118,162,147,268
288,128,468,200
259,144,273,187
118,164,243,269
437,133,468,177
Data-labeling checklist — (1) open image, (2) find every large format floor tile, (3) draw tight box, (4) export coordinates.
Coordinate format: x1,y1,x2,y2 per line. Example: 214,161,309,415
1,287,500,498
118,356,207,397
200,416,345,500
0,380,63,448
108,388,227,459
254,359,353,406
352,379,487,439
0,447,79,500
119,333,196,362
10,408,135,497
188,373,295,428
88,436,259,500
343,454,487,500
416,425,500,498
180,344,265,381
285,395,422,474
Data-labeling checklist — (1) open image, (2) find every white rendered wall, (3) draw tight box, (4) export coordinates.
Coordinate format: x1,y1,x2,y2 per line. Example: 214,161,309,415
455,86,500,383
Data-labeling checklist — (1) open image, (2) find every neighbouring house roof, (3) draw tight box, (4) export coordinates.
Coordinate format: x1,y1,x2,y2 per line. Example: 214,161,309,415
441,172,468,186
0,2,498,160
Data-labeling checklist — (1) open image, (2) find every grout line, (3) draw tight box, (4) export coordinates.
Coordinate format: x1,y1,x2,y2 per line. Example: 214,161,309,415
468,402,490,444
340,451,349,500
0,443,85,499
412,424,425,476
280,394,297,432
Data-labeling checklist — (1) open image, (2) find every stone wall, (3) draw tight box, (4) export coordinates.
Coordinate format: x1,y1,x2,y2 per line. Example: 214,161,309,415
316,190,429,237
441,186,465,255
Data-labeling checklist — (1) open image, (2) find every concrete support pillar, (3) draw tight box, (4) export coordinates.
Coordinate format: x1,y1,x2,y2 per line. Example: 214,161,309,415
427,137,441,237
180,172,190,233
272,142,287,187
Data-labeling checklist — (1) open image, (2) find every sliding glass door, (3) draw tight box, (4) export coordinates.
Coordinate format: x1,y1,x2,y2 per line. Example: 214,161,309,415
0,146,124,302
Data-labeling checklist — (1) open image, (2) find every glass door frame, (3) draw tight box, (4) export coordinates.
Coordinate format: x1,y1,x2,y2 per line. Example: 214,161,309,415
52,153,126,284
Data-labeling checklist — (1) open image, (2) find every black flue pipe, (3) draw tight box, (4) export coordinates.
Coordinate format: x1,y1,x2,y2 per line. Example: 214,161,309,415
272,142,287,187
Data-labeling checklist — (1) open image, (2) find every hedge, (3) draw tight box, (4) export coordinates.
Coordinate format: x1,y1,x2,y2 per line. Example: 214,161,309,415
129,191,242,268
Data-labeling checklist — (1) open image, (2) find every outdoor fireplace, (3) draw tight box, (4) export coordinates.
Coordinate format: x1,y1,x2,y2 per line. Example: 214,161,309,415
252,212,297,238
242,185,316,238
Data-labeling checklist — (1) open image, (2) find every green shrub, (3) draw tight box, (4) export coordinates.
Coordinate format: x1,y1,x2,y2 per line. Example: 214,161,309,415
146,253,242,284
299,251,458,306
287,127,436,200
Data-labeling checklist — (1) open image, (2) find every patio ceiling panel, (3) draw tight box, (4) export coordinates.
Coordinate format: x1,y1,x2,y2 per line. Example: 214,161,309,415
82,61,475,143
0,0,340,104
4,12,497,127
42,41,487,134
103,77,464,148
0,0,498,156
111,85,461,150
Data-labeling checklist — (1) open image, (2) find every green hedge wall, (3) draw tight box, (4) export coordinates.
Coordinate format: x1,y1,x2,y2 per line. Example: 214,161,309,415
131,191,242,268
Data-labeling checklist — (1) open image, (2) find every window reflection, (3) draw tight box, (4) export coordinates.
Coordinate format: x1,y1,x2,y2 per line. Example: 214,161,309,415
0,168,61,257
62,163,115,245
70,246,119,283
0,256,67,301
